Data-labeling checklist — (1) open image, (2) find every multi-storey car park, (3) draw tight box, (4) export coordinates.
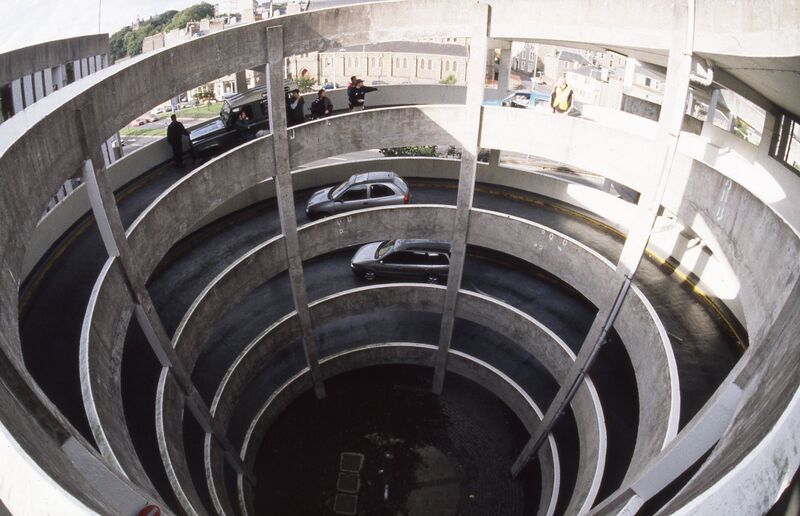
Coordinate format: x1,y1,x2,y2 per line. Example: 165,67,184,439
1,1,800,514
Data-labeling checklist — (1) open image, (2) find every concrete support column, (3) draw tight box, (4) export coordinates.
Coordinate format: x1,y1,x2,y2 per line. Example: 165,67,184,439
432,2,490,395
496,47,512,95
758,111,777,158
249,67,266,87
22,75,34,108
54,65,65,90
265,25,326,399
33,71,45,101
73,60,82,81
81,58,89,78
88,57,96,75
11,79,23,114
488,148,500,167
43,68,54,95
511,1,694,479
235,70,248,93
75,110,252,480
95,55,102,72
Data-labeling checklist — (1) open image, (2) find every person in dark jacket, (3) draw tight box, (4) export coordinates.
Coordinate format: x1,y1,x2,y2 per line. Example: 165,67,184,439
286,88,305,126
346,75,358,109
166,114,190,166
310,89,333,118
349,80,377,112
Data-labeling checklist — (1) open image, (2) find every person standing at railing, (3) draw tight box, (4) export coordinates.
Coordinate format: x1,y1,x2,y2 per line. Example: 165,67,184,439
286,88,305,126
550,76,574,114
349,79,378,112
310,89,333,119
167,114,190,167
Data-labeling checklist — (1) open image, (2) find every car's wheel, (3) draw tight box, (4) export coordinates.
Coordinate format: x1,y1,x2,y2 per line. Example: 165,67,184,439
426,274,439,284
362,270,376,281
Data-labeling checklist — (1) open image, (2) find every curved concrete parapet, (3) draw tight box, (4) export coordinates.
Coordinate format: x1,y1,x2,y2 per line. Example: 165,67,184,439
466,208,679,480
79,256,162,500
208,283,606,515
127,134,275,276
238,343,561,516
0,34,108,87
156,369,209,516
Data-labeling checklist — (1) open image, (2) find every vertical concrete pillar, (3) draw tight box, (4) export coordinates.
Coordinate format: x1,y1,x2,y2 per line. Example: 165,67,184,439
21,75,34,108
44,68,54,95
54,65,65,90
95,55,103,72
33,71,45,101
488,148,500,168
432,2,490,395
249,67,266,86
265,25,327,400
88,57,96,75
11,79,24,114
511,0,694,478
235,70,248,93
81,58,89,78
76,110,251,479
496,47,512,94
73,60,82,80
102,54,109,68
758,111,776,158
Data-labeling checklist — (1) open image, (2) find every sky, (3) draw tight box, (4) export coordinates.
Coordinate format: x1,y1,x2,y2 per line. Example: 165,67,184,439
0,0,201,52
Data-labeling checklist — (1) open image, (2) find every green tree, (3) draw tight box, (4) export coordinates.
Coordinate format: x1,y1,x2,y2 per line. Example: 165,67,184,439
165,3,215,31
439,74,457,85
123,31,145,57
295,75,317,93
109,26,132,62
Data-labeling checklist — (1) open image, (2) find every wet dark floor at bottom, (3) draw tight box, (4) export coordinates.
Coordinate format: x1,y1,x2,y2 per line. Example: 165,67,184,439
254,365,540,515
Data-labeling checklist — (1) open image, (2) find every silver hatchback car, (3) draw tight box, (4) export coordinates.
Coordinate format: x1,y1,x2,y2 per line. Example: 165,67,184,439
305,172,410,219
351,239,451,283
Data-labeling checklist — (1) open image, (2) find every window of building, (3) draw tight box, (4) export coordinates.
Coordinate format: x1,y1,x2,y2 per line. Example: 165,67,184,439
419,59,424,70
445,61,450,72
371,57,376,67
644,77,652,87
403,58,407,68
378,57,383,67
427,59,432,69
452,62,457,72
396,58,400,68
326,58,331,66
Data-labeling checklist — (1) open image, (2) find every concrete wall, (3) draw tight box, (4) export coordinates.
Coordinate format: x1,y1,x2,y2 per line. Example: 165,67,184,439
0,34,108,86
3,1,800,513
239,343,561,516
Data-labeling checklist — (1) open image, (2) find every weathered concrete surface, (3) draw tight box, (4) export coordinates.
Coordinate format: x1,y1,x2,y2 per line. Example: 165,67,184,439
0,34,108,86
156,369,208,516
204,431,236,516
79,257,163,501
466,208,678,479
210,283,605,515
238,343,561,516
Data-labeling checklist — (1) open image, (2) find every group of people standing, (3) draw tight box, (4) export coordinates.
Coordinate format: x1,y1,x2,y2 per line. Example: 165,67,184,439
285,75,378,126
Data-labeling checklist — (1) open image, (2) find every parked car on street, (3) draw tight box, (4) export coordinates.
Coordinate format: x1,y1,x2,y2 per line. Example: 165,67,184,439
484,90,550,111
351,239,451,283
305,172,410,219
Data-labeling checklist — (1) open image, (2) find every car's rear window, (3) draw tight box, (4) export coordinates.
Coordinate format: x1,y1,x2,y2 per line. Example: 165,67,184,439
393,176,409,191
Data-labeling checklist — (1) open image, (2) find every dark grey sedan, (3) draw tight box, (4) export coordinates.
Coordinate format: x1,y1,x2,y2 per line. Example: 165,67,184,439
305,172,410,219
351,239,451,283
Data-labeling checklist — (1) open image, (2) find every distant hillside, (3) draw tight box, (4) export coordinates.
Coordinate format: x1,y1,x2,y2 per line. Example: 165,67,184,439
109,2,215,62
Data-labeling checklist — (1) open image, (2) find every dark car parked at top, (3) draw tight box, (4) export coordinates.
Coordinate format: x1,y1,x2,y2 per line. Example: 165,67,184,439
190,81,297,155
351,239,451,283
305,172,411,219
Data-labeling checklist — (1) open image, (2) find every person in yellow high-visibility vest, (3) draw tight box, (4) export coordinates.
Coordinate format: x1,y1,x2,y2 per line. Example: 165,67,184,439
550,76,574,114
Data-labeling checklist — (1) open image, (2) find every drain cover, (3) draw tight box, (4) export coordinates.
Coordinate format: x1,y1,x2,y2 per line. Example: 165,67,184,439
337,472,360,493
333,493,358,515
340,452,364,473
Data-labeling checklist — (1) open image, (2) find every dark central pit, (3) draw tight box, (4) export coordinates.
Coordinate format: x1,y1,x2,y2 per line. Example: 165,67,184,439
253,364,541,515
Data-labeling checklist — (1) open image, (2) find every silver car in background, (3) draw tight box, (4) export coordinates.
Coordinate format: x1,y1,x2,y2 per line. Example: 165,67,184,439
305,172,410,219
351,239,451,283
